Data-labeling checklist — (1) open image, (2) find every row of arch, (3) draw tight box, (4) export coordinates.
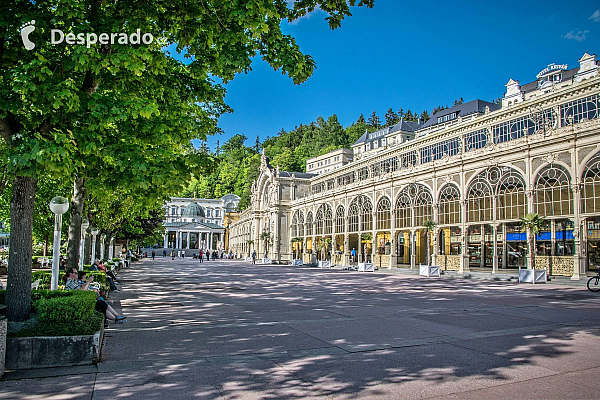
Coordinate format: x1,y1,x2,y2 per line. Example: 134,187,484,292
291,155,600,237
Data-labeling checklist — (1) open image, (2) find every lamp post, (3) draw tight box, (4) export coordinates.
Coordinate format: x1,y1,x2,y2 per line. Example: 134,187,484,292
108,237,114,260
79,219,89,270
100,234,105,262
91,227,99,264
49,196,69,290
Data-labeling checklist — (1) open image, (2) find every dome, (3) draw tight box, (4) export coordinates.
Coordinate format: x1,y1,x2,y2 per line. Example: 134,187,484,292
182,202,205,218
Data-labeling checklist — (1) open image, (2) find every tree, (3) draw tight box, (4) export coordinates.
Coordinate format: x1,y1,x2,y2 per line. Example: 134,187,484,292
422,219,437,266
384,108,399,127
420,110,430,124
520,213,546,270
356,114,366,124
453,97,464,106
1,0,374,321
367,110,381,129
246,240,254,257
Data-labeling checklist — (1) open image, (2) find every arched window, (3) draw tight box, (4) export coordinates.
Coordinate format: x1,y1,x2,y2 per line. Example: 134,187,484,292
438,184,461,225
324,205,333,235
467,176,493,223
361,197,373,232
297,211,304,237
306,212,314,236
291,212,298,238
496,169,526,220
582,152,600,213
335,206,345,233
348,202,359,232
316,207,324,235
395,192,412,229
376,197,391,230
535,165,572,216
414,188,433,226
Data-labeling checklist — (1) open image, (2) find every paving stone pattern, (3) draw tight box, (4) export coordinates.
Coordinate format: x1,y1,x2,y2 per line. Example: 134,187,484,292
2,258,600,399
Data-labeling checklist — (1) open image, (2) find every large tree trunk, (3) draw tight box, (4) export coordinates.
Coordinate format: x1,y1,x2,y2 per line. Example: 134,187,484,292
6,176,38,321
66,177,86,271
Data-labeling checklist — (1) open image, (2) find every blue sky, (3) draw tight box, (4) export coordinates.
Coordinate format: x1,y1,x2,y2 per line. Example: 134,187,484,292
207,1,600,150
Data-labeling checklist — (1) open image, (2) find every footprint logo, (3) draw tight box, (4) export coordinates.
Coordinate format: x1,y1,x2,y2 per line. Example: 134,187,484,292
20,20,36,51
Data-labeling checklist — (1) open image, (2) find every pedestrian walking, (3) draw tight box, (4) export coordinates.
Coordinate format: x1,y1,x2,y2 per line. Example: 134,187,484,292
163,249,167,257
252,250,256,264
152,250,155,260
199,250,203,262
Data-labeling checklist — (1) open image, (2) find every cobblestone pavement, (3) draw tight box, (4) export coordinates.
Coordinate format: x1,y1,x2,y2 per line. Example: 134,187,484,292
3,258,600,399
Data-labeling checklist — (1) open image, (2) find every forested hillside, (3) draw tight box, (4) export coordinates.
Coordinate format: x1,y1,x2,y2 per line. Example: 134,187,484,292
180,108,429,210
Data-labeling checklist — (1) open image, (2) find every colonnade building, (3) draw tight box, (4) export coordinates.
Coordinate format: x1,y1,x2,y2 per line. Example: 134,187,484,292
228,53,600,279
162,195,240,253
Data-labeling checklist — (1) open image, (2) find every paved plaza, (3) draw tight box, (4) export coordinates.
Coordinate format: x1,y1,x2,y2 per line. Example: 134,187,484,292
2,259,600,399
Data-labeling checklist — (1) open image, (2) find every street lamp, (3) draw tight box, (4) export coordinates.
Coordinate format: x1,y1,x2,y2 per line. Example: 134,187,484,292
100,234,105,262
91,227,99,264
79,219,89,270
49,196,69,290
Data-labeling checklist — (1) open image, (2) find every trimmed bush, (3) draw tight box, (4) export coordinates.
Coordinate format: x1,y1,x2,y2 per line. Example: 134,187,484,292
2,290,104,336
34,291,103,336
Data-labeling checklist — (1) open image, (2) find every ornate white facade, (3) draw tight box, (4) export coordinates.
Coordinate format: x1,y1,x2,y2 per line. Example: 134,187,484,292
162,195,240,252
229,53,600,279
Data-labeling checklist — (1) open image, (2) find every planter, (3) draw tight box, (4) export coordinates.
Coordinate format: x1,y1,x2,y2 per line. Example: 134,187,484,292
358,262,374,272
291,259,303,266
6,329,103,370
518,267,547,284
419,265,441,277
318,260,331,269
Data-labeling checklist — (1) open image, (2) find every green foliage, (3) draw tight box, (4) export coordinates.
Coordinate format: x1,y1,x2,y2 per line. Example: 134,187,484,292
32,270,108,291
30,291,103,337
520,213,546,234
2,289,103,337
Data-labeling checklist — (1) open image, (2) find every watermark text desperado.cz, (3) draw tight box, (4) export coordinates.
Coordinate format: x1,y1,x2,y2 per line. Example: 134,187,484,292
51,29,154,48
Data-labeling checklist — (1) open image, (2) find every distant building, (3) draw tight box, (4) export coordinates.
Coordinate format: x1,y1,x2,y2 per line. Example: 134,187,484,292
162,194,240,252
306,148,354,175
351,119,419,159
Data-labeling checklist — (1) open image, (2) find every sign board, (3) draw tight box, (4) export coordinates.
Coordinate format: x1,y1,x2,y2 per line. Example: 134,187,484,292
536,63,568,78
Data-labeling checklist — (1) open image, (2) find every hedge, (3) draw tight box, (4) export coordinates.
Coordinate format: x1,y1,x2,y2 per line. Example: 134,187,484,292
1,289,104,337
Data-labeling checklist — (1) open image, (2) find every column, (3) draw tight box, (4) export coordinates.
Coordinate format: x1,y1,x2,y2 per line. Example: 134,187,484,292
410,229,416,269
273,209,280,261
209,232,213,250
390,207,396,269
186,231,190,249
344,215,349,266
460,199,469,273
432,203,439,266
163,234,168,248
551,219,556,257
492,223,498,274
572,184,585,280
108,237,114,260
480,224,485,269
372,211,376,264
